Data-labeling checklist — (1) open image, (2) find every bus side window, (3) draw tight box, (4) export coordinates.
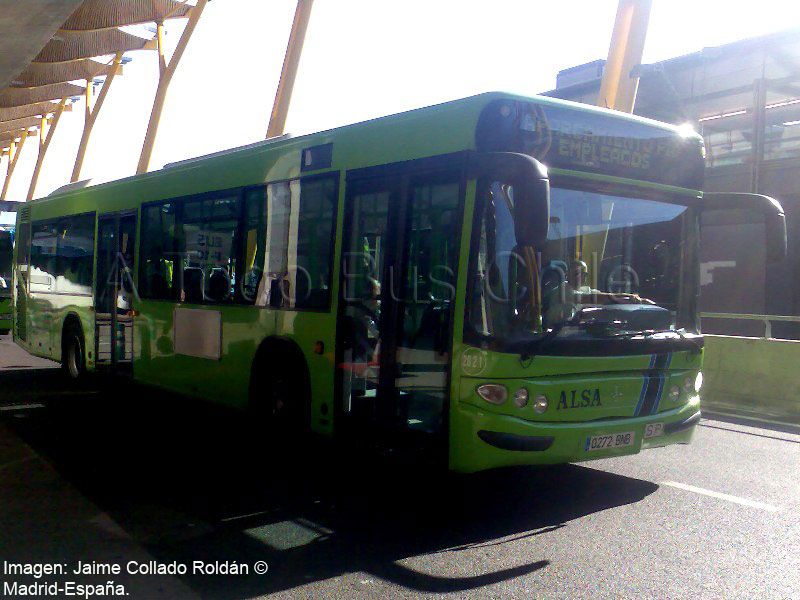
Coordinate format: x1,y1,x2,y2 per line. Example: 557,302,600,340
242,186,268,305
180,195,239,304
259,182,291,308
139,203,177,301
30,222,58,292
250,176,337,310
294,176,337,309
14,222,30,287
0,230,14,293
57,214,95,294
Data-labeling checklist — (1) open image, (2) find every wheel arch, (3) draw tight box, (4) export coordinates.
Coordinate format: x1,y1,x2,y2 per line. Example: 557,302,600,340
248,335,314,437
249,335,312,401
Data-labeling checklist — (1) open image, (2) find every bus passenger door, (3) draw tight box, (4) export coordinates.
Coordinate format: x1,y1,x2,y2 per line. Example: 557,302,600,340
338,177,393,430
95,212,136,373
393,174,461,441
338,167,462,456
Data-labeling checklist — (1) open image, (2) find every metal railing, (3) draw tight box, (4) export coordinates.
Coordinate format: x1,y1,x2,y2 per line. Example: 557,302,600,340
700,312,800,340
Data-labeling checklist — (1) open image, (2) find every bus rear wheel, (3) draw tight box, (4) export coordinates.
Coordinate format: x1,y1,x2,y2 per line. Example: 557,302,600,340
249,351,310,443
62,326,86,382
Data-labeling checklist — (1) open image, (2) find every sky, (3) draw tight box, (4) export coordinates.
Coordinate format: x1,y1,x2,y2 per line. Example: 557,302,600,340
2,0,799,214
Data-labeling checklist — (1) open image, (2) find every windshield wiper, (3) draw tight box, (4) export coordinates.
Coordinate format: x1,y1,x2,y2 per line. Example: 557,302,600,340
517,312,702,360
610,328,703,353
518,307,601,360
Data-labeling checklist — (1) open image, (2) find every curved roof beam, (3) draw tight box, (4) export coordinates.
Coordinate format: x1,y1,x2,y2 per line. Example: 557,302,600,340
0,101,72,123
0,0,85,89
0,82,85,108
0,130,28,143
61,0,192,31
34,29,149,63
11,58,121,88
0,116,46,135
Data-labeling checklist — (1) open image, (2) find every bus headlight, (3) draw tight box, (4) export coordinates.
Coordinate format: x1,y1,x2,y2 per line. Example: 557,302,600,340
533,395,549,414
477,384,508,405
513,388,529,408
669,385,680,401
683,377,693,393
695,372,703,392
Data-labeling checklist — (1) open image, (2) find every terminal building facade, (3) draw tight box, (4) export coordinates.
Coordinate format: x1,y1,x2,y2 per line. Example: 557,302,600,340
545,28,800,337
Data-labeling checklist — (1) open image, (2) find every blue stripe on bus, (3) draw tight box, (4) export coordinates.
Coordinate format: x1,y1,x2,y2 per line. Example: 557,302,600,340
638,353,670,416
653,374,665,414
652,352,672,414
637,353,673,417
634,361,653,416
636,354,658,416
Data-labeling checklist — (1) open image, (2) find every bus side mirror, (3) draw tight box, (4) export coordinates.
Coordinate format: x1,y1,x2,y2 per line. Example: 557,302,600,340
701,192,786,262
469,152,550,247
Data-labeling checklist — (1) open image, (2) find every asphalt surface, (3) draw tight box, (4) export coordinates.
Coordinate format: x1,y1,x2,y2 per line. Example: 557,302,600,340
0,332,798,599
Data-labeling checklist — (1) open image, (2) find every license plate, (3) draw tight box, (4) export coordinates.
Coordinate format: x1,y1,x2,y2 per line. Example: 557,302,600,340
644,423,664,438
585,431,635,451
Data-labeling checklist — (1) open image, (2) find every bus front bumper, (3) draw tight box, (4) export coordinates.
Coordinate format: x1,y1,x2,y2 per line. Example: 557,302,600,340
450,399,700,473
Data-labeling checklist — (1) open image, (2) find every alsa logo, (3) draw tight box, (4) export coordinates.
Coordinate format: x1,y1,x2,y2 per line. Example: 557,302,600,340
557,389,602,409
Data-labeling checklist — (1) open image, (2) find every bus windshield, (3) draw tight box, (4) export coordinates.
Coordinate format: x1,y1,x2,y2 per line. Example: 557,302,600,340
468,183,698,345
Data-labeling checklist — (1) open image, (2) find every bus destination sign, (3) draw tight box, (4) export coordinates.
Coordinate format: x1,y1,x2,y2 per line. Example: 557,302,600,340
476,99,705,190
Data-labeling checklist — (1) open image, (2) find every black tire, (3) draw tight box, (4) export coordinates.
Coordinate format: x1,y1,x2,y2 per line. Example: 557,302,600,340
249,348,311,443
62,325,87,382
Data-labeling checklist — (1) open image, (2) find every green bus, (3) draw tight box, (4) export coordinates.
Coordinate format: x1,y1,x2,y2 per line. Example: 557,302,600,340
0,229,12,334
12,93,785,472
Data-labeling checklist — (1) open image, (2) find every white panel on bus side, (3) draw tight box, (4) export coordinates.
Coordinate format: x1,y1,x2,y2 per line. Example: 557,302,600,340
173,307,222,360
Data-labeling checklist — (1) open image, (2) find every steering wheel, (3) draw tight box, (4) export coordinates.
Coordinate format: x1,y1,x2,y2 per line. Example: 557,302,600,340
561,302,578,322
543,299,577,329
541,269,563,293
606,264,639,295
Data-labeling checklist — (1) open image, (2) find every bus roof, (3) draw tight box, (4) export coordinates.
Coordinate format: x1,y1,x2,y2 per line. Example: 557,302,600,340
35,91,703,209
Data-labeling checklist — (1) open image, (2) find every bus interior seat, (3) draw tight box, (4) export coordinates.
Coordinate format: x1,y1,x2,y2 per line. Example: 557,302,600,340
304,288,330,309
148,271,170,299
183,267,204,303
409,300,449,350
294,266,309,306
541,259,568,291
208,268,230,302
268,278,286,308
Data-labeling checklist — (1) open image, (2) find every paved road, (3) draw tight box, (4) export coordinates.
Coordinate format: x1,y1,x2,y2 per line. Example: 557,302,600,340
0,333,798,599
